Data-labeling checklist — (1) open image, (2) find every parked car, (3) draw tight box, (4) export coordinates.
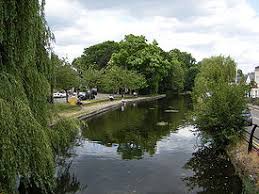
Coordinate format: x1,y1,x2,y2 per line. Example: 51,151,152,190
78,90,95,100
53,92,66,98
242,109,253,126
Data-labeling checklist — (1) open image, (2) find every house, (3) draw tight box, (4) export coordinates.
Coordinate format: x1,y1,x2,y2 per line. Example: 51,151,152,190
247,66,259,98
246,72,254,85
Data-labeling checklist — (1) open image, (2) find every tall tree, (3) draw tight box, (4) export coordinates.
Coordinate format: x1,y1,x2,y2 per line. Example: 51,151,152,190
193,56,247,146
82,67,103,90
79,41,120,70
101,66,147,94
56,64,78,103
74,34,198,94
110,36,168,93
0,0,57,193
168,49,197,91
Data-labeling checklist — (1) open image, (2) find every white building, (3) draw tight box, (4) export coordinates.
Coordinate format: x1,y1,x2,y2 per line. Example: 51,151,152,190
248,66,259,98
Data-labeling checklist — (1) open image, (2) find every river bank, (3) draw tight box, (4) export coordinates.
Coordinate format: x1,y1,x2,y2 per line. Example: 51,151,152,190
55,94,166,121
227,141,259,193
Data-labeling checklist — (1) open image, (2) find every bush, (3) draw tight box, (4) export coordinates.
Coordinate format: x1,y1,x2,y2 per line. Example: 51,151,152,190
193,56,247,146
48,118,80,155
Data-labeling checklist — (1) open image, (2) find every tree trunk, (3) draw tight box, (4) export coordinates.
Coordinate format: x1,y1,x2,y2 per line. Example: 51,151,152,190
65,89,69,103
49,84,54,104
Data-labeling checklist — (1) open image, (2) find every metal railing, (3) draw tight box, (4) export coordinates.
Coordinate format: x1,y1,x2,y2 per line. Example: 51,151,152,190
245,124,259,153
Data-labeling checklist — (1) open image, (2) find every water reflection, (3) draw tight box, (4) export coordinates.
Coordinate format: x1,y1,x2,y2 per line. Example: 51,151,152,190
183,145,243,194
81,96,190,160
52,95,242,194
54,161,86,194
18,161,85,194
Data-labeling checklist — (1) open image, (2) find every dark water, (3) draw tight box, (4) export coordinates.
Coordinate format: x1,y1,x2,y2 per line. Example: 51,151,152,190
56,95,243,194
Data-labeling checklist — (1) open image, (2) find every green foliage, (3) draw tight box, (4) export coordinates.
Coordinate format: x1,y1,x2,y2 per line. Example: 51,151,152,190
77,41,120,70
160,59,184,93
55,64,79,102
54,103,81,113
168,49,197,91
110,36,169,93
242,176,258,194
0,74,54,193
193,56,247,146
48,119,80,155
101,66,147,94
123,69,147,91
0,1,79,193
55,65,78,91
82,67,103,89
75,34,196,94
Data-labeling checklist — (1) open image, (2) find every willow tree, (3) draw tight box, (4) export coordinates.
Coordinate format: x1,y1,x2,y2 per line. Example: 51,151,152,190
193,56,247,146
0,0,59,193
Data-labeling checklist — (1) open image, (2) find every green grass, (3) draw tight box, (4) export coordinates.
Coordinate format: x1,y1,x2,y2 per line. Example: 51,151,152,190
53,94,161,115
53,103,81,113
242,176,258,194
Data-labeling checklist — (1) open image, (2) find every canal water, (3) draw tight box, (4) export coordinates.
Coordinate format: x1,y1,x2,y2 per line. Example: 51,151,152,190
56,95,243,194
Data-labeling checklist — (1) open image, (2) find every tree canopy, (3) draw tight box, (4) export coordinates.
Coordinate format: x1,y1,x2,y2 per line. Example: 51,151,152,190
55,64,78,102
0,1,79,193
76,40,120,70
0,0,55,193
101,66,147,94
193,56,247,145
75,34,197,94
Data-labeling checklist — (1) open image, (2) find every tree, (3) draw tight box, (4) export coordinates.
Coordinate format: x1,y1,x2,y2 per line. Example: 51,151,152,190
236,69,246,84
0,0,57,192
110,37,168,94
73,34,198,95
124,70,147,93
101,66,124,94
168,49,197,91
101,66,147,95
48,53,62,103
79,41,120,70
193,56,247,146
159,59,184,93
82,67,103,90
56,65,78,103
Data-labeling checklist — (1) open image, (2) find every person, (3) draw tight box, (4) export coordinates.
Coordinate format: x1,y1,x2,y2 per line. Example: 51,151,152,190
109,94,114,101
76,97,83,107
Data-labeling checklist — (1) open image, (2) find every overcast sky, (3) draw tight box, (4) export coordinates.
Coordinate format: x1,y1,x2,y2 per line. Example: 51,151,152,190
45,0,259,73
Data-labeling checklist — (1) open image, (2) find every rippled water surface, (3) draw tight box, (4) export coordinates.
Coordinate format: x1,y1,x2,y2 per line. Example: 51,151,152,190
56,95,242,194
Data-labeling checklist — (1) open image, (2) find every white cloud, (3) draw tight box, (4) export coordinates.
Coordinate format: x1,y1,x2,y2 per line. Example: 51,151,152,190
45,0,259,73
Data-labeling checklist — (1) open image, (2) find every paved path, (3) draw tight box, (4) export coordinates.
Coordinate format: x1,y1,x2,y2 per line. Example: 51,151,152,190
248,105,259,139
58,95,166,120
245,105,259,151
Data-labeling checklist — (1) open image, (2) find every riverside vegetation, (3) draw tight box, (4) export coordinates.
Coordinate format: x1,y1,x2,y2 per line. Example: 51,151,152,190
0,1,79,193
0,0,256,193
0,1,198,193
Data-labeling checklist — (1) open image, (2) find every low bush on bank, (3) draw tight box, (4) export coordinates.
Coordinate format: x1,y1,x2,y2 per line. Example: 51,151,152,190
48,118,80,155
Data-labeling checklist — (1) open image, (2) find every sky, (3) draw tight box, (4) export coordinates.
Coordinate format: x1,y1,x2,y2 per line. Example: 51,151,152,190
45,0,259,73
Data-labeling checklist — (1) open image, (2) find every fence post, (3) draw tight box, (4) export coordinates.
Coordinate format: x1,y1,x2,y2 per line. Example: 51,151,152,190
248,124,257,153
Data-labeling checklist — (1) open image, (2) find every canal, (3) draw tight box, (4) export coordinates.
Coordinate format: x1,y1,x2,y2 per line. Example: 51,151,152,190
56,95,243,194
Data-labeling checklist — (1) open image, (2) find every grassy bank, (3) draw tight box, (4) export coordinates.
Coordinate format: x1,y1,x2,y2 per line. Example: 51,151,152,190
52,94,166,124
227,141,259,193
